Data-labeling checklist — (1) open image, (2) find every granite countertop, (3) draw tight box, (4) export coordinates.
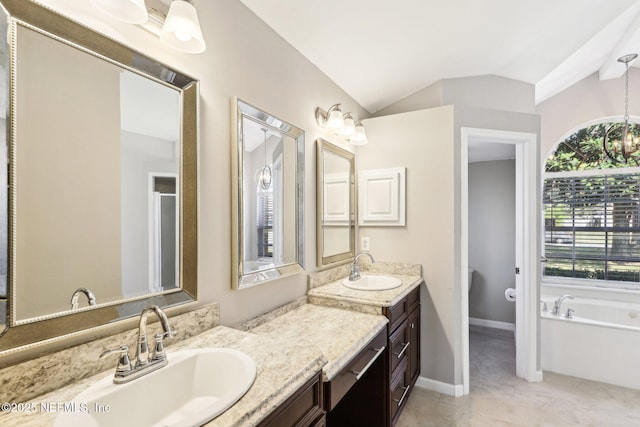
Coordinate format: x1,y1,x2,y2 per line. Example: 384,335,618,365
2,326,326,427
308,273,423,309
250,304,388,381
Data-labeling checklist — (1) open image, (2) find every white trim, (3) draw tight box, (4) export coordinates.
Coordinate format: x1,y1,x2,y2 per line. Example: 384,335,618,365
469,317,515,331
414,376,464,397
545,166,640,179
461,127,540,396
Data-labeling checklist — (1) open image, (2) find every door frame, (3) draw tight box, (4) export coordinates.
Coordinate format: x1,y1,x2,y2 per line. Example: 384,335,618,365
460,127,542,395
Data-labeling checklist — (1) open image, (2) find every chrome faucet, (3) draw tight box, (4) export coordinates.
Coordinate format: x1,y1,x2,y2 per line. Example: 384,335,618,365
552,294,574,316
100,305,175,384
70,288,96,310
349,251,375,281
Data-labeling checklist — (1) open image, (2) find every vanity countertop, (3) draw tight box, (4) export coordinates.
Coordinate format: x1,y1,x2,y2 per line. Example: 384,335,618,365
307,273,423,310
250,303,388,381
2,326,326,427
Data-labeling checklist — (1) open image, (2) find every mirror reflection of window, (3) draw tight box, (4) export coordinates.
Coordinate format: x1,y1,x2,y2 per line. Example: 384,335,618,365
233,98,305,288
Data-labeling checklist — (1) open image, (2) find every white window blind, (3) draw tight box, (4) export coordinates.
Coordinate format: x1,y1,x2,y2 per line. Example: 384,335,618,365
543,171,640,283
257,190,273,258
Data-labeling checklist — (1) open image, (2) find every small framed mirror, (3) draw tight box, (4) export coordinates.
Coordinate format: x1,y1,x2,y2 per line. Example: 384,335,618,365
316,139,356,267
231,98,305,289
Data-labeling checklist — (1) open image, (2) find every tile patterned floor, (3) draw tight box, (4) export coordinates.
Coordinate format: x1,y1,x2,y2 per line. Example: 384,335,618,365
397,325,640,426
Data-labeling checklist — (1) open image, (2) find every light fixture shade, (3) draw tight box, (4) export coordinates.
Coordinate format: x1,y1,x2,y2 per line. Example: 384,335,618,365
91,0,149,24
350,122,368,145
161,0,206,54
342,114,356,138
325,104,345,132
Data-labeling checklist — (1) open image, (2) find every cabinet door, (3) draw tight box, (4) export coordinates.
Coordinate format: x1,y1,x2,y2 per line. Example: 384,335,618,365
389,358,410,424
389,319,410,376
258,372,325,427
408,307,420,385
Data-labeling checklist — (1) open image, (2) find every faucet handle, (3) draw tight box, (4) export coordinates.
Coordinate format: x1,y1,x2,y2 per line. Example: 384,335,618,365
152,333,167,362
100,345,132,374
565,308,575,319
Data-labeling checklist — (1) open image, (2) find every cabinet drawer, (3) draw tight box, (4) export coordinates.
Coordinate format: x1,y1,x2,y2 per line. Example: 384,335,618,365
258,372,325,427
324,328,387,411
385,286,420,333
389,359,411,424
388,319,410,375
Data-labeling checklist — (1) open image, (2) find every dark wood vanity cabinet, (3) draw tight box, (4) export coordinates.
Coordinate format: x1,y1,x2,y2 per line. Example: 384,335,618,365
384,285,421,426
258,372,326,427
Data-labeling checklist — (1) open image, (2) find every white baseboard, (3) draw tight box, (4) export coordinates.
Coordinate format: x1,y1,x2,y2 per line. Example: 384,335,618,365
414,376,464,397
469,317,515,332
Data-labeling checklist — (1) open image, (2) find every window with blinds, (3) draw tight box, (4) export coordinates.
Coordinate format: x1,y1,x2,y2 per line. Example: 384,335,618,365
257,190,273,258
543,170,640,284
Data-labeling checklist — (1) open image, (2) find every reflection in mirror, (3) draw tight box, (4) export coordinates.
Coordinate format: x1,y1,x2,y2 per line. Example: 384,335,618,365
0,0,198,356
316,139,356,267
15,28,181,320
232,98,305,289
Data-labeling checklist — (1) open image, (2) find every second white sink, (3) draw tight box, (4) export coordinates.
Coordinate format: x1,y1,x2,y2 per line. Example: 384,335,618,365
55,348,256,427
343,275,403,291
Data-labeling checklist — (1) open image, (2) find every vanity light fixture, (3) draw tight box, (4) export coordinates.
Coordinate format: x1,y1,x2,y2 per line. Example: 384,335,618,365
342,113,356,139
90,0,149,24
350,121,368,146
603,53,639,163
316,104,345,133
315,104,368,145
91,0,206,54
160,0,206,54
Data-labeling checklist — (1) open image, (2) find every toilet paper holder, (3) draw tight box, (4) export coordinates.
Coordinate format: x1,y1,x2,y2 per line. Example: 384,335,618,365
504,288,516,302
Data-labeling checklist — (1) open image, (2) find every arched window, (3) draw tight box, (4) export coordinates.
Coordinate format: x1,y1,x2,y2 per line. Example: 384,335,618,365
543,122,640,286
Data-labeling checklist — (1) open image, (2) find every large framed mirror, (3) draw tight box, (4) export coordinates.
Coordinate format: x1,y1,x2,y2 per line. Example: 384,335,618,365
0,0,198,356
316,139,356,267
231,98,304,289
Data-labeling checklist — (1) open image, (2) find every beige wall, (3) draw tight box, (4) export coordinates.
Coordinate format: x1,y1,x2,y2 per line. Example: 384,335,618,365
35,0,368,327
376,75,536,117
359,106,456,384
361,76,540,386
536,69,640,163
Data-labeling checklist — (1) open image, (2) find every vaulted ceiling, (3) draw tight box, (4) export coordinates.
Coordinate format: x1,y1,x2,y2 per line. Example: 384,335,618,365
240,0,640,113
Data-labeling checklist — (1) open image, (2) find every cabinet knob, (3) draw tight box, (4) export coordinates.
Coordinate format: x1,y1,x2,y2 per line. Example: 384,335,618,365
410,322,415,329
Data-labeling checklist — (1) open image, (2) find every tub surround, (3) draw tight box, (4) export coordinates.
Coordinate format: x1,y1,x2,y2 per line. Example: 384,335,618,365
3,325,327,427
541,294,640,390
0,302,220,403
250,303,388,381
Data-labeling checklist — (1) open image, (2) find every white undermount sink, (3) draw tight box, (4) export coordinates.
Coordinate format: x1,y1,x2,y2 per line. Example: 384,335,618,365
54,348,256,427
343,275,403,291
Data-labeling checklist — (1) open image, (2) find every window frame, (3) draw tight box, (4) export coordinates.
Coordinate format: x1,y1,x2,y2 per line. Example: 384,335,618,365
543,166,640,289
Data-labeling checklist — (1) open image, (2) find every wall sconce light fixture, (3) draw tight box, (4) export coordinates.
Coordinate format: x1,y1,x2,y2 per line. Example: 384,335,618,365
316,104,368,145
91,0,206,54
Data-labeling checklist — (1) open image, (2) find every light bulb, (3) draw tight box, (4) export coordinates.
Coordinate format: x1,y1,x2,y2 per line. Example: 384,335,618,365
174,31,193,42
342,115,356,138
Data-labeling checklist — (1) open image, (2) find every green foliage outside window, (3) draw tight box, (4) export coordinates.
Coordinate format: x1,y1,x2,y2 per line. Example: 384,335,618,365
544,122,640,285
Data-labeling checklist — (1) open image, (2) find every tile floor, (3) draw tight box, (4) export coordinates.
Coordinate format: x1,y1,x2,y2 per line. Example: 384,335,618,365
397,325,640,426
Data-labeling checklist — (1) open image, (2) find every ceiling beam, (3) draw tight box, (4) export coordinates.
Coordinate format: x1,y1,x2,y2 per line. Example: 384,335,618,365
599,1,640,80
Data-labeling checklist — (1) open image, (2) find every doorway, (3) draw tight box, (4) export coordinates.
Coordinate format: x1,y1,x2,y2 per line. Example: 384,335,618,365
460,128,541,395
